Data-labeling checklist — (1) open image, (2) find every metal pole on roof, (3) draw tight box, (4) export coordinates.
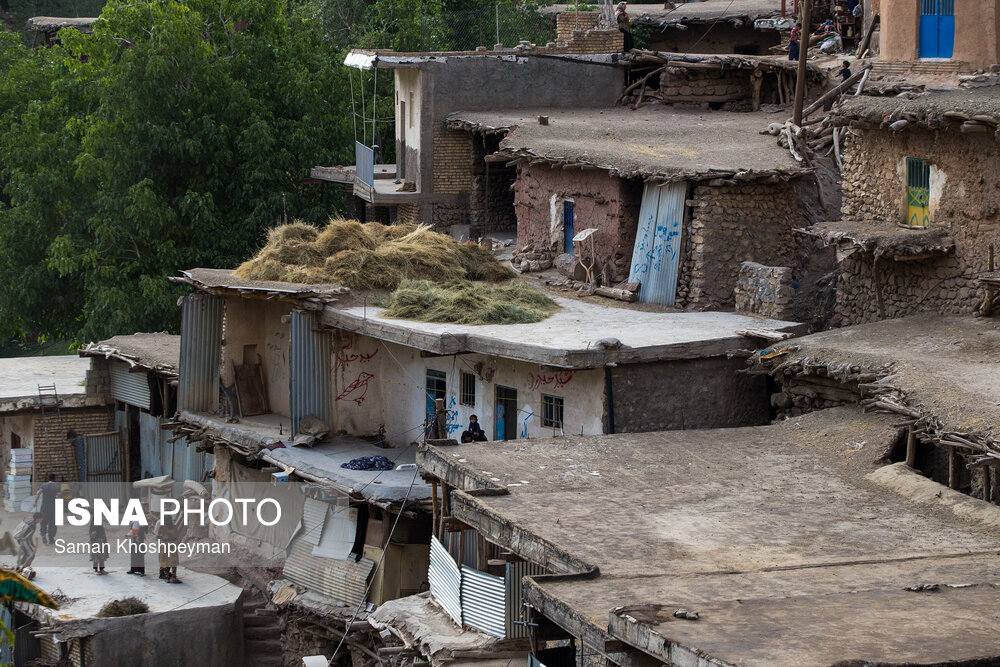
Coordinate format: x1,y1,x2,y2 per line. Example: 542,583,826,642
792,0,811,126
372,64,378,149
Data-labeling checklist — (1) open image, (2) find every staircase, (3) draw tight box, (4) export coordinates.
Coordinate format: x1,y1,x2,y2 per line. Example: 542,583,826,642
243,590,284,667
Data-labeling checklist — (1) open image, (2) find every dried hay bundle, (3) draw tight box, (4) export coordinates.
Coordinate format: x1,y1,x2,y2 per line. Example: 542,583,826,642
235,219,514,290
381,279,559,325
98,597,150,617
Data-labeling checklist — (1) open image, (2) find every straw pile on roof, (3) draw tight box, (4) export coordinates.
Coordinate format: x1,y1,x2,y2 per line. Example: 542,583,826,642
98,597,150,617
234,219,514,290
381,279,559,325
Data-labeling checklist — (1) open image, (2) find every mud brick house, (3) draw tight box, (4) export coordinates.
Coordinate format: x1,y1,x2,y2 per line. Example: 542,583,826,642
170,268,802,454
878,0,1000,72
447,106,817,309
310,48,624,237
749,314,1000,509
417,407,1000,666
811,90,1000,325
0,356,112,496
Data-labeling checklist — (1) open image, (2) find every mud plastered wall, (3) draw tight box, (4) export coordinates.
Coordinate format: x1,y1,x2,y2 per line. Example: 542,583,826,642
513,163,642,283
837,130,1000,324
680,181,804,309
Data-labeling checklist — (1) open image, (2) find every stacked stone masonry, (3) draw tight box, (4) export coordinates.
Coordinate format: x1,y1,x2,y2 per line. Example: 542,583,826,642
33,407,114,488
660,68,753,108
734,261,795,318
836,129,1000,325
680,182,805,310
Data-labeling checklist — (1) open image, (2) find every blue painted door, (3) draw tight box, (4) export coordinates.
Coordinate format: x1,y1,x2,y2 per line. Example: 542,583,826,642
627,182,686,306
919,0,954,58
563,200,575,254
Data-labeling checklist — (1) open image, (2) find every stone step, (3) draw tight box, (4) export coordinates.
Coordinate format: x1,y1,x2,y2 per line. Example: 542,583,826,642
244,615,280,628
245,625,279,641
245,637,283,653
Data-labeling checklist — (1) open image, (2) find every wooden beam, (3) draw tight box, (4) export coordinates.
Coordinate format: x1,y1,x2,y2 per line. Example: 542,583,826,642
905,426,917,468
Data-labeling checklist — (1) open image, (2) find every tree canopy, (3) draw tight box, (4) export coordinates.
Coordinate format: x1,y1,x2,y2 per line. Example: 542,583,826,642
0,0,553,345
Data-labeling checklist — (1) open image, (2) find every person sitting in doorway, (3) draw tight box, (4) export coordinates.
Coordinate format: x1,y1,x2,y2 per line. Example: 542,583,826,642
468,415,488,441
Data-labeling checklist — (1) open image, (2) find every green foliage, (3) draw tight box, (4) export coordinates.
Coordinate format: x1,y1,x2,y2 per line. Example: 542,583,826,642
0,0,350,342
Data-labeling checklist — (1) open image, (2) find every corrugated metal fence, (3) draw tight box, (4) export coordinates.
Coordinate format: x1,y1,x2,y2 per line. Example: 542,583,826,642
178,293,223,412
429,535,463,626
628,181,687,306
289,310,333,436
355,141,375,187
84,431,126,501
429,535,545,639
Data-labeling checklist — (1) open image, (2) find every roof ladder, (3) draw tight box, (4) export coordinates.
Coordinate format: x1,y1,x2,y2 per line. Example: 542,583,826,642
36,384,63,441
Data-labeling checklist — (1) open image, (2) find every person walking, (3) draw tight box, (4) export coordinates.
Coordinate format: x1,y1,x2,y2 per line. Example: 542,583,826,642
33,474,61,545
89,521,109,575
126,517,147,576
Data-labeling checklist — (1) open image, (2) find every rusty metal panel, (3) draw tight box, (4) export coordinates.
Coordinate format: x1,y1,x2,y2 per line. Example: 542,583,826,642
84,431,125,501
429,535,462,626
110,360,150,410
461,564,506,638
628,181,686,306
178,293,223,412
506,561,547,639
289,310,333,436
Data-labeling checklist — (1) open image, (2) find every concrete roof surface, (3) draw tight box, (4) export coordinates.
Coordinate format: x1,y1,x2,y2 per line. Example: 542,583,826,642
0,355,90,407
418,408,1000,665
837,88,1000,124
26,567,241,622
176,268,349,297
80,333,180,375
25,16,98,32
322,295,804,368
447,106,803,178
542,1,782,22
778,315,1000,435
265,437,431,503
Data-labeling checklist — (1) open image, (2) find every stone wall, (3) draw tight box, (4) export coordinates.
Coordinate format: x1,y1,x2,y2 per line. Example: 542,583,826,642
555,12,624,53
659,67,753,109
734,261,794,318
835,129,1000,325
511,163,641,283
610,356,770,432
646,22,781,55
680,181,805,310
770,375,860,419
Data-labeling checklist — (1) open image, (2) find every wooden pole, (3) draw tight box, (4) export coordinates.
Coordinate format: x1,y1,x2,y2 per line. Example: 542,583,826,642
430,479,439,527
948,448,960,489
983,465,993,503
434,397,447,440
905,426,917,468
800,66,869,119
792,0,811,126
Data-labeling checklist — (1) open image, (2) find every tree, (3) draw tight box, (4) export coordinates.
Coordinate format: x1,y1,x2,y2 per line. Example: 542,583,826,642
0,0,351,342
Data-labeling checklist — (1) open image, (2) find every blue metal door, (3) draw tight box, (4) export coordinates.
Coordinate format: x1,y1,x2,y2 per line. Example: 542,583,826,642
627,182,686,306
919,0,954,58
562,200,575,254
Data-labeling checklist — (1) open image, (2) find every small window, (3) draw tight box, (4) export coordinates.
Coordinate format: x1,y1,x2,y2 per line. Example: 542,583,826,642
460,372,476,406
905,157,931,228
541,395,564,429
10,432,20,449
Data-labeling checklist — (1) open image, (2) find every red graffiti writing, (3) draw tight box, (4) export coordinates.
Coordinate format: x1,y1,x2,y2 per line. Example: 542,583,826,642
336,372,375,405
531,371,574,391
334,341,379,368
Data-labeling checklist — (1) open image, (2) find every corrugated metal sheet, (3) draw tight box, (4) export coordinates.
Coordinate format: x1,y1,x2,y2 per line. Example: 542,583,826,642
300,497,329,546
506,561,547,638
110,360,151,410
628,181,686,306
84,431,125,501
461,565,506,638
139,411,162,478
289,310,333,436
284,538,374,607
355,141,375,187
178,293,223,412
429,535,462,626
445,528,479,568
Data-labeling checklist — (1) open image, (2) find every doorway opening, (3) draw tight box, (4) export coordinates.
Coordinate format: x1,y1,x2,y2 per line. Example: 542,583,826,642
495,386,518,441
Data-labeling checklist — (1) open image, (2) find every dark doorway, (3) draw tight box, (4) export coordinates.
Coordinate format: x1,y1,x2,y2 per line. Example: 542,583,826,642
426,369,447,437
495,385,518,441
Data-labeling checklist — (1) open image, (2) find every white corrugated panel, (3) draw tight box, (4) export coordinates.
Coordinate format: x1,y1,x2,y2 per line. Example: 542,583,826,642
627,181,686,306
300,498,329,546
428,535,462,626
461,565,505,638
284,538,374,607
110,360,151,410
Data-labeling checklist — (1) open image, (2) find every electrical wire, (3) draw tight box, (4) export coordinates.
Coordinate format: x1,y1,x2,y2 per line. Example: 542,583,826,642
326,470,419,666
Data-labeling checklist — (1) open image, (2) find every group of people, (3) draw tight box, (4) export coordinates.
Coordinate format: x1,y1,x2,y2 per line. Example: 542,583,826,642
5,473,183,583
460,414,489,443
